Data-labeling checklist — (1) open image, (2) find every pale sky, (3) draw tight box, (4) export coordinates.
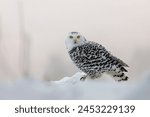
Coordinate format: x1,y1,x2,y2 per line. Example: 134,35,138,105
0,0,150,80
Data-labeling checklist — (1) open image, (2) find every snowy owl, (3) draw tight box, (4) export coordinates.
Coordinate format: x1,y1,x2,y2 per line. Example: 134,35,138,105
65,32,129,81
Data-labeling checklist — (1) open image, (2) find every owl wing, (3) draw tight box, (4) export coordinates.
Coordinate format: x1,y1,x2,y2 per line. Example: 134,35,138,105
88,41,129,67
110,55,129,67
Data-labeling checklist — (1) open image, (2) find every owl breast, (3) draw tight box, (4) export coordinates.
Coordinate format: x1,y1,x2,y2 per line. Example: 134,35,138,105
69,41,112,76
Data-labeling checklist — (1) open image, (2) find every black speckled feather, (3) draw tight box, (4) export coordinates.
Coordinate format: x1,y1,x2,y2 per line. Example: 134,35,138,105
69,41,129,81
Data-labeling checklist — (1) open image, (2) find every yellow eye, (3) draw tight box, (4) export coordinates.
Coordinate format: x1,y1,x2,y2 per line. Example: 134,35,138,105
77,35,80,38
69,36,73,39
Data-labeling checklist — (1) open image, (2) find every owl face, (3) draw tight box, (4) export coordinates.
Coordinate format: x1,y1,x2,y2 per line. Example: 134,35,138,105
65,32,87,51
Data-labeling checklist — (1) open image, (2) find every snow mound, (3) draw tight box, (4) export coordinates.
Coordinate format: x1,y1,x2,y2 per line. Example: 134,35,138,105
0,72,150,99
51,72,85,84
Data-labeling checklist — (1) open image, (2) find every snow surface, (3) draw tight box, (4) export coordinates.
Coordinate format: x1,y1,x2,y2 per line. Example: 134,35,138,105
0,72,150,100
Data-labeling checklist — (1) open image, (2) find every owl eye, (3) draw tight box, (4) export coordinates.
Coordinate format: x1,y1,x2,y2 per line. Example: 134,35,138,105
77,35,80,38
69,36,73,39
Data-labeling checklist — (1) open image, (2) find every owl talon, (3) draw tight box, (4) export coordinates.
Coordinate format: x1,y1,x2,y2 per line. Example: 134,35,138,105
80,75,87,81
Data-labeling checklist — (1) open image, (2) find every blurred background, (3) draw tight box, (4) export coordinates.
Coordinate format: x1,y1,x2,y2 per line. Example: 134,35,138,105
0,0,150,81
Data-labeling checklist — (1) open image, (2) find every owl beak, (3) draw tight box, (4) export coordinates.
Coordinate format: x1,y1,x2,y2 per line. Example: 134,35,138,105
74,39,78,44
74,40,77,44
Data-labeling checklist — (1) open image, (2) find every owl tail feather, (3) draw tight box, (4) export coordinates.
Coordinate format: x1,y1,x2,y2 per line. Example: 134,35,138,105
120,67,128,72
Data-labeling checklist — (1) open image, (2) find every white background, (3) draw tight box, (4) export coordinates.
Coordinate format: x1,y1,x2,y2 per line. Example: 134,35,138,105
0,100,149,117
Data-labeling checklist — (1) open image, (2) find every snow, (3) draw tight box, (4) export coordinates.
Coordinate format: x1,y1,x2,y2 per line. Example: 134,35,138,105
0,72,150,100
51,72,85,84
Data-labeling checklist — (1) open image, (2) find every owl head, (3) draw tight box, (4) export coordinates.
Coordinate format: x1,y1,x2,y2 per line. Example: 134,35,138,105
65,32,87,51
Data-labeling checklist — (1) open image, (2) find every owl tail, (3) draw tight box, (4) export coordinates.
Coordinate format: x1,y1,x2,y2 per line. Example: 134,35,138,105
107,72,129,81
113,72,128,81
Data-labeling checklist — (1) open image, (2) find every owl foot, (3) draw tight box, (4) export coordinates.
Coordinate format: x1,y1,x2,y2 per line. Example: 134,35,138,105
80,75,87,81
